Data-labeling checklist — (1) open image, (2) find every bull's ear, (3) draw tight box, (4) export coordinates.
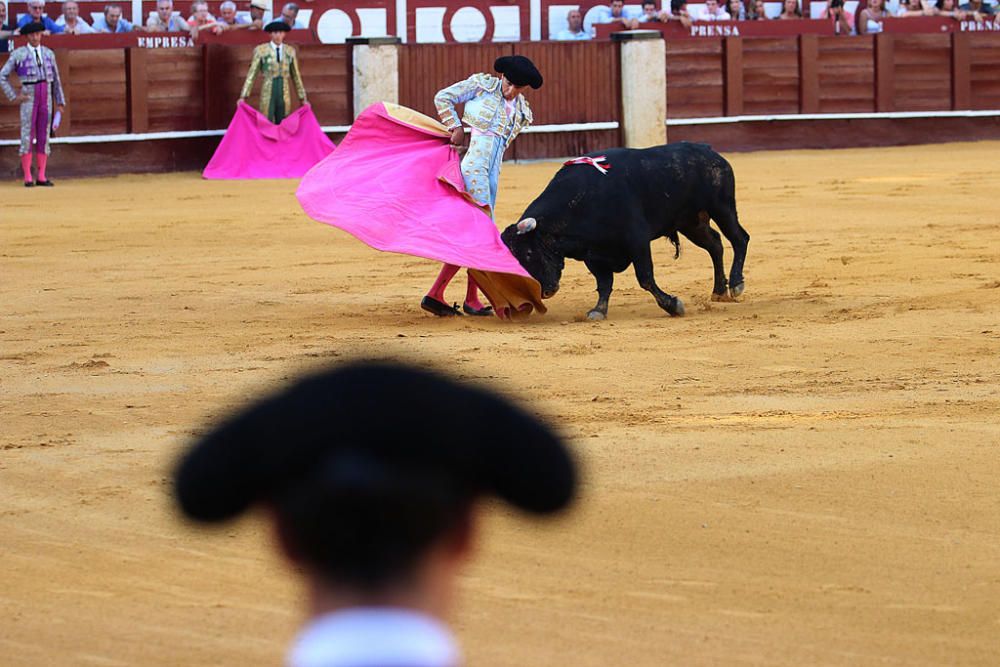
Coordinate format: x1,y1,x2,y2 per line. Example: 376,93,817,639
516,218,537,235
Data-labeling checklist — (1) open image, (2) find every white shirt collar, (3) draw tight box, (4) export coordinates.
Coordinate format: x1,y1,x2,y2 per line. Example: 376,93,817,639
288,608,460,667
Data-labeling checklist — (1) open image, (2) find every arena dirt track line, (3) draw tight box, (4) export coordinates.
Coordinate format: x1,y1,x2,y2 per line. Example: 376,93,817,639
2,141,999,666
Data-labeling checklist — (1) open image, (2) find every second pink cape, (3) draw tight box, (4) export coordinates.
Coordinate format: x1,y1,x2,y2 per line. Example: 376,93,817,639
203,101,335,180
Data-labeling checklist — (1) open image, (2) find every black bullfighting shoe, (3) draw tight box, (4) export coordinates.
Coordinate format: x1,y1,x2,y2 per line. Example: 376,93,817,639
36,180,54,187
421,296,463,317
462,303,494,316
23,181,34,188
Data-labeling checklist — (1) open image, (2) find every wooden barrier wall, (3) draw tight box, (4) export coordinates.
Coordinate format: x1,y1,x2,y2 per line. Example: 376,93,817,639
0,42,351,141
665,32,1000,118
398,40,620,159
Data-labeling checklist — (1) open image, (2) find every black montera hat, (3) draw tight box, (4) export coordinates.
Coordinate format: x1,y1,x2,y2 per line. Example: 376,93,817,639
494,55,543,90
264,19,292,32
20,22,46,35
174,361,577,586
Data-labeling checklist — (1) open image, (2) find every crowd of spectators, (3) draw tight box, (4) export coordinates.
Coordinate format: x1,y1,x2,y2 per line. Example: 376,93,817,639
0,0,306,38
3,0,997,45
553,0,997,39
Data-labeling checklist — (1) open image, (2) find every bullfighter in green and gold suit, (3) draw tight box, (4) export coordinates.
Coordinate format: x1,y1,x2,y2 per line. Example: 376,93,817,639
239,20,307,124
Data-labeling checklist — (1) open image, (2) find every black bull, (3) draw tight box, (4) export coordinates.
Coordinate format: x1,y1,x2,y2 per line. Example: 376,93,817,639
501,143,750,320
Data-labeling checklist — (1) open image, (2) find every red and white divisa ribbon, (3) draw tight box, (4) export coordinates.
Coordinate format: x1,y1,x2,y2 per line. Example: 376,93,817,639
563,156,611,174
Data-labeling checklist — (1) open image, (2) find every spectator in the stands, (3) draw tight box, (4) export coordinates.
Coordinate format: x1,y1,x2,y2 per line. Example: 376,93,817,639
93,4,134,32
958,0,996,16
187,1,218,32
17,0,65,34
668,0,694,25
747,0,768,18
554,9,592,38
249,0,272,30
146,0,191,32
858,0,887,31
694,0,732,19
1,3,16,54
217,1,251,29
900,0,950,14
822,0,855,32
590,0,640,29
776,0,803,18
640,0,670,21
727,0,747,18
280,2,306,28
56,1,95,33
937,0,969,17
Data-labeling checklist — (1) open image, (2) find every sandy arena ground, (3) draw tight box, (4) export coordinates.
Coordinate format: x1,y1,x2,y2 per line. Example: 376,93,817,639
2,141,999,666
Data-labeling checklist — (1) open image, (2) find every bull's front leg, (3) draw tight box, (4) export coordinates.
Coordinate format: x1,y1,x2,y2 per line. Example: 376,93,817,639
584,260,615,321
631,241,685,317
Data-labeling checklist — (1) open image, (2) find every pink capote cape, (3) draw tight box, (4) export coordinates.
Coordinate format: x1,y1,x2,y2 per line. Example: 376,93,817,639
203,101,335,180
296,102,545,320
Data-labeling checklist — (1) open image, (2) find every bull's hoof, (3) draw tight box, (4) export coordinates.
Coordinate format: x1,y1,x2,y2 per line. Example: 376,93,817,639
730,282,745,299
587,309,607,321
668,297,685,317
711,291,734,303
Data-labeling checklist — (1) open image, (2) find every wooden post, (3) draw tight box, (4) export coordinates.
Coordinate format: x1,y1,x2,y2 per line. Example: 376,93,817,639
199,44,215,130
951,32,971,111
125,47,149,134
347,36,401,119
54,49,72,136
799,34,819,114
724,37,743,117
875,33,895,113
202,43,235,130
612,30,666,148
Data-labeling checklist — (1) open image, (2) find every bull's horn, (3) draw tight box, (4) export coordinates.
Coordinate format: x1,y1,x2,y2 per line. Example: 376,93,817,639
516,218,537,235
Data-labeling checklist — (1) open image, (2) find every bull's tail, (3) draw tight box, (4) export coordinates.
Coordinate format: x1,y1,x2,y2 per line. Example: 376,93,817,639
667,231,681,260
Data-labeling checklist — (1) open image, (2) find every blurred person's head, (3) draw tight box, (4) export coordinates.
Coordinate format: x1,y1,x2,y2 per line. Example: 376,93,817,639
220,0,237,22
642,0,659,17
265,18,289,41
281,1,298,24
706,0,720,12
191,1,210,22
174,362,577,625
566,8,584,30
63,0,81,21
937,0,956,9
156,0,173,22
728,0,743,16
104,3,123,29
828,0,845,13
611,0,625,16
28,0,45,20
0,3,6,24
22,21,46,44
782,0,801,15
671,0,689,15
249,0,267,20
752,0,766,15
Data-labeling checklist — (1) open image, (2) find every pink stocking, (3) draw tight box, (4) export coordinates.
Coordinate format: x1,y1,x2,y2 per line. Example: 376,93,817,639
21,154,33,183
36,153,48,182
465,273,486,310
427,264,460,302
